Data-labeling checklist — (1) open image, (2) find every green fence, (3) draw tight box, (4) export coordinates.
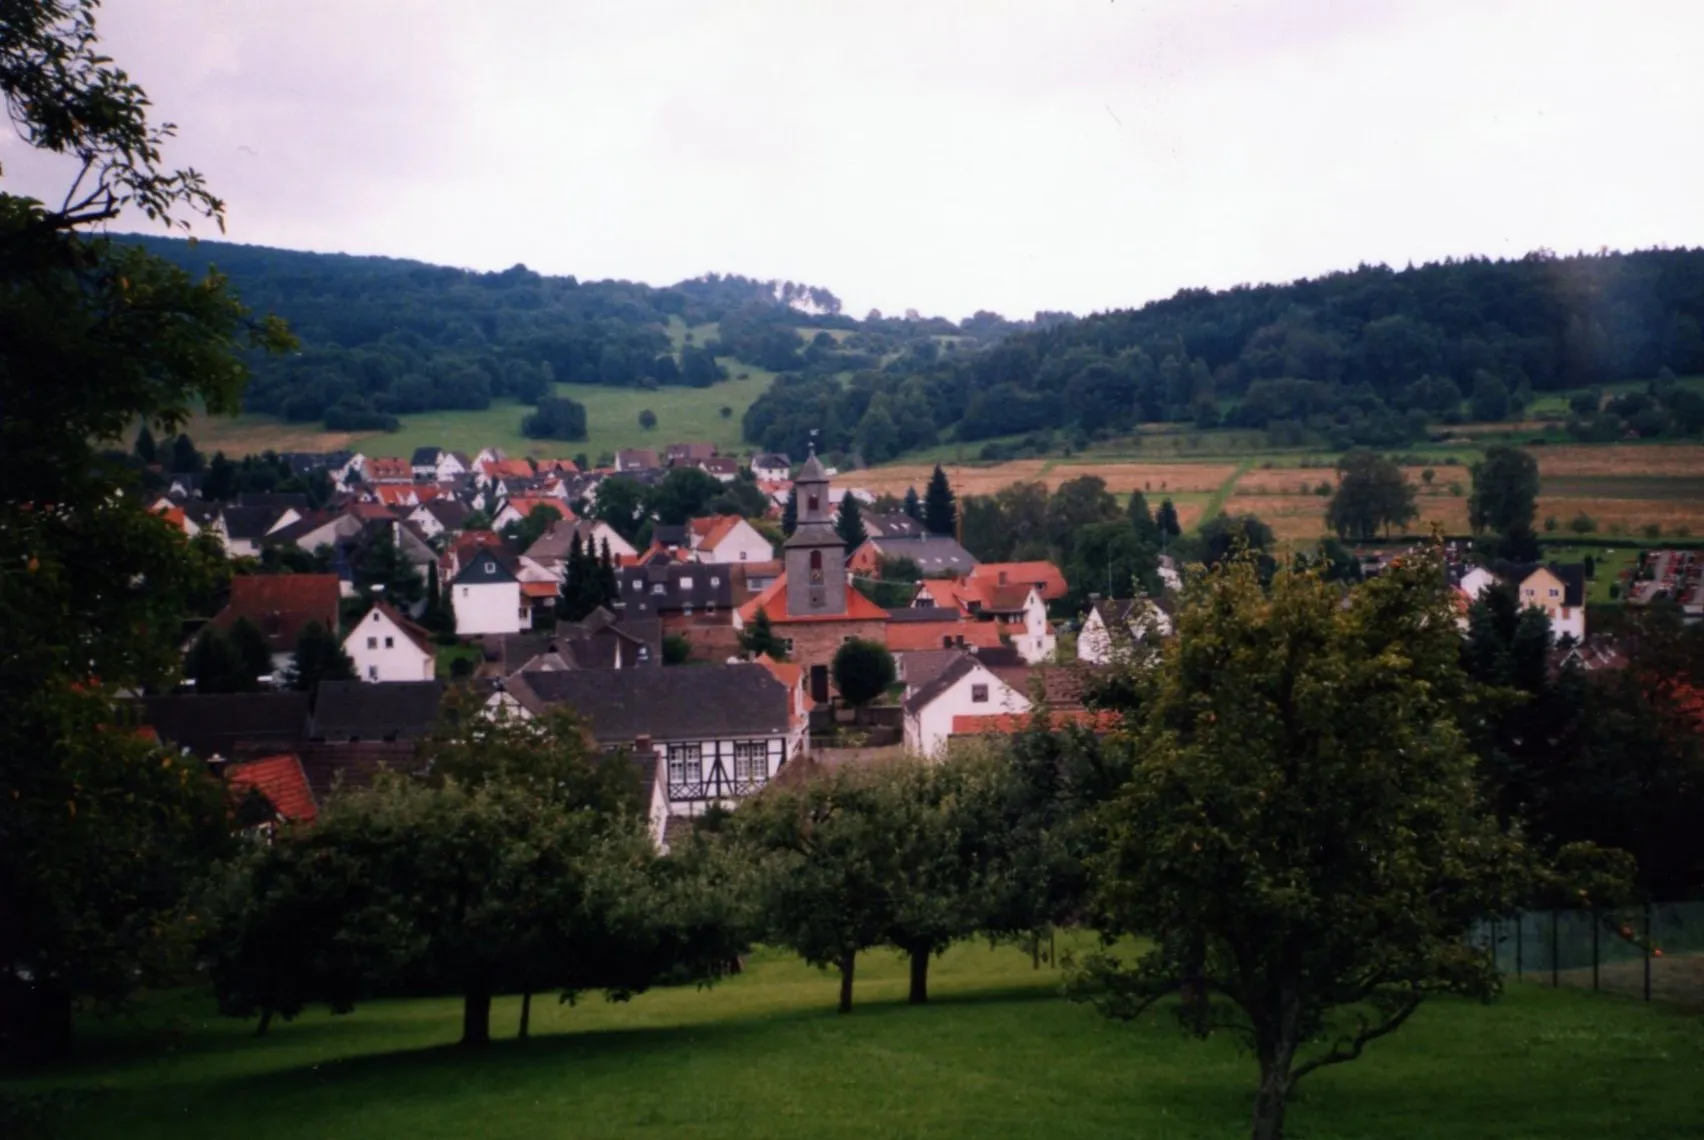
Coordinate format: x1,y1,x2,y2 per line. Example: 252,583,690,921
1475,901,1704,1007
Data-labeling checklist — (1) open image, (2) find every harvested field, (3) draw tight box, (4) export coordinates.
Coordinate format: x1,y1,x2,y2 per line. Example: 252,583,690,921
177,413,366,455
1234,465,1471,497
1540,475,1704,500
1537,497,1704,538
857,461,1235,499
1535,444,1704,478
1225,492,1471,544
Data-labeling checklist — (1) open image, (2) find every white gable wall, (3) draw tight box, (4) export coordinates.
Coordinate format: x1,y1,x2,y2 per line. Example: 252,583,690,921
454,579,525,635
904,663,1029,759
343,608,435,682
1014,588,1056,664
698,519,775,564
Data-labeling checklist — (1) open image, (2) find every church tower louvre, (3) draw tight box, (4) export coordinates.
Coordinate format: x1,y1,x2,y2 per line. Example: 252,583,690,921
782,452,848,617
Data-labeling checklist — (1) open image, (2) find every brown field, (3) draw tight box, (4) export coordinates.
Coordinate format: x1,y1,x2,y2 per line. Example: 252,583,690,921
1225,490,1472,544
1537,497,1704,537
856,461,1235,499
179,412,366,455
1534,445,1704,478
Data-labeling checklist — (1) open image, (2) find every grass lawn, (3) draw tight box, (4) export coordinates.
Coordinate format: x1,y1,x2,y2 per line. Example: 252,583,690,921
185,372,778,463
8,942,1702,1140
434,643,482,680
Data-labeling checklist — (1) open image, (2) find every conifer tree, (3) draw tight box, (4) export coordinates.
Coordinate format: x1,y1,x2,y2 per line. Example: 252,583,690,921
923,465,957,536
836,491,868,552
903,486,922,522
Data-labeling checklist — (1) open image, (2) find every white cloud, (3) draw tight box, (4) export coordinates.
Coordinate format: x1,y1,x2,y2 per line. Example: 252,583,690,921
4,0,1701,319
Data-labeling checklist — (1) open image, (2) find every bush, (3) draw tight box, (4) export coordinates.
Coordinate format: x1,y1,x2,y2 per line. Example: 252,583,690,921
521,396,589,441
1544,515,1558,532
1569,512,1597,535
1609,583,1622,600
638,409,658,431
663,633,692,665
832,639,896,708
1448,481,1464,496
1642,523,1662,539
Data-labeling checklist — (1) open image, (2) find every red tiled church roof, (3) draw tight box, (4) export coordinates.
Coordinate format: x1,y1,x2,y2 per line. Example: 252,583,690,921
736,573,890,625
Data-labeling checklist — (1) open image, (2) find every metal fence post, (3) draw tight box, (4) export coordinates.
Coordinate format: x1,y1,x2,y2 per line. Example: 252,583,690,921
1643,902,1653,1004
1551,909,1560,988
1591,910,1600,992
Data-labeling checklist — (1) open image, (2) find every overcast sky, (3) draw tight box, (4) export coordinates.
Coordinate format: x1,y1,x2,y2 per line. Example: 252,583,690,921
5,0,1701,320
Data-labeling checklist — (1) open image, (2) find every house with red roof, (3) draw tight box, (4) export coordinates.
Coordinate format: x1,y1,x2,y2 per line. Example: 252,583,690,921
689,514,775,564
208,574,341,673
224,753,318,830
362,457,413,483
493,495,576,532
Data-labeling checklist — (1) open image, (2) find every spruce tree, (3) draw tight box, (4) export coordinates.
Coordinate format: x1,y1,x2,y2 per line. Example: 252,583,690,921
903,486,922,522
285,621,355,692
1155,498,1182,544
598,538,617,604
782,486,798,537
836,491,868,552
1127,491,1159,545
134,424,157,464
923,465,957,536
738,607,786,660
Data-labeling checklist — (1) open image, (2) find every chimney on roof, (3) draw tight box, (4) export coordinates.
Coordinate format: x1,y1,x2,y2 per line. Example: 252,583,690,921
998,570,1008,585
634,734,653,757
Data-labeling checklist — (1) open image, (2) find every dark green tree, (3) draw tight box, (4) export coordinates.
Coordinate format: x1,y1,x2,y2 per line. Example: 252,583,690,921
832,638,895,707
1071,549,1546,1140
593,477,648,544
835,490,868,551
1326,449,1419,540
1470,372,1511,422
285,620,355,692
1155,498,1181,543
1469,444,1540,539
169,433,202,474
738,607,787,660
134,424,157,463
227,616,274,682
1126,490,1158,545
638,408,658,430
923,464,957,536
903,485,923,521
781,486,798,537
186,626,255,694
0,0,290,1063
649,467,723,526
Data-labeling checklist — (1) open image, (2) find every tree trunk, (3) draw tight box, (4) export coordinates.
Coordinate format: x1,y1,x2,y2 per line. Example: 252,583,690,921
1251,1047,1295,1140
518,990,532,1040
908,946,929,1005
256,1008,274,1037
461,988,492,1047
837,951,856,1014
1031,932,1041,970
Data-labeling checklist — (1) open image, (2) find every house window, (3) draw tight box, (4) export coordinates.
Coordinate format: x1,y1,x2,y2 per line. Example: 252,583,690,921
734,741,768,783
782,638,795,654
372,612,381,623
683,604,693,616
740,551,748,561
667,744,703,786
632,580,642,591
942,635,953,648
681,577,694,590
652,583,666,595
1549,588,1559,598
710,576,720,586
367,665,378,680
461,587,470,598
971,684,989,703
384,637,394,649
367,637,378,649
810,550,823,582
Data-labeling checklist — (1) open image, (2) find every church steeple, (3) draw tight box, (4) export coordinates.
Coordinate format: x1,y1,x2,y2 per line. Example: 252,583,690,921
782,451,847,616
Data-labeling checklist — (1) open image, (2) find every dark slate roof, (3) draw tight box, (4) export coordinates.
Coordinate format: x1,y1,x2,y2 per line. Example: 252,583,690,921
411,446,442,466
752,452,790,469
139,693,311,759
863,512,926,539
294,741,421,799
903,652,982,715
616,563,734,616
887,605,963,624
453,547,518,586
310,680,446,741
237,492,310,513
871,535,977,575
419,499,472,529
653,524,688,548
510,664,789,741
796,453,829,482
222,505,287,541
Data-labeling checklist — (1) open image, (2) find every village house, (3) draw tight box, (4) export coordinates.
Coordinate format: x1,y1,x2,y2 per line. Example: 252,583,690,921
451,547,527,636
1077,596,1175,665
846,533,977,579
749,452,791,482
342,600,437,683
215,503,302,558
223,753,319,831
615,448,660,473
492,495,575,532
689,514,775,564
901,649,1030,759
493,663,801,845
206,573,342,674
407,497,473,540
524,518,639,579
363,457,413,484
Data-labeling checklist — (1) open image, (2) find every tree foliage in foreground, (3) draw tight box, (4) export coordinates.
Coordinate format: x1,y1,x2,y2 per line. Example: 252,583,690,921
1068,547,1568,1140
0,0,291,1066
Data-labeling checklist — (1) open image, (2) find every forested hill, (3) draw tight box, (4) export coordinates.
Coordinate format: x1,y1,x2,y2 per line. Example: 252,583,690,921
124,236,1038,435
744,248,1704,460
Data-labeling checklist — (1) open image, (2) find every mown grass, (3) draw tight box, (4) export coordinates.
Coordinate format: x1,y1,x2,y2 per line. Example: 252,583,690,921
7,942,1702,1140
